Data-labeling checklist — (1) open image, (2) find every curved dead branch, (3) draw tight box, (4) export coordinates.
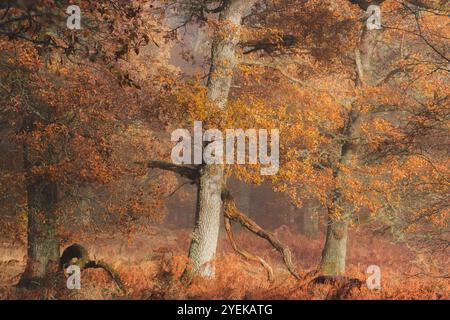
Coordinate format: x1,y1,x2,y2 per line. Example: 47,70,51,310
84,260,126,293
224,216,274,282
60,244,126,293
222,188,301,280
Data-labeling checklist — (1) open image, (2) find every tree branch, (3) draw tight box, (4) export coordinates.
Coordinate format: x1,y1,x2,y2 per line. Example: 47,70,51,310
224,216,274,282
136,160,200,182
222,188,301,280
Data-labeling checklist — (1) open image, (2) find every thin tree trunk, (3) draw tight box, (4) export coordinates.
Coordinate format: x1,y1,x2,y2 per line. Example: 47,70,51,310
237,182,252,217
302,207,319,238
183,0,257,280
231,180,253,232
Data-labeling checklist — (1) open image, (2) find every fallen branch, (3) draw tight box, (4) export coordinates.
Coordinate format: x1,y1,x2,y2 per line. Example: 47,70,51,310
224,216,274,282
84,260,126,293
60,244,126,293
222,188,301,280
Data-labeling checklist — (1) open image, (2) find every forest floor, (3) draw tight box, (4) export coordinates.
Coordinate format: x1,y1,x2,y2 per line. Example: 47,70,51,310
0,225,448,300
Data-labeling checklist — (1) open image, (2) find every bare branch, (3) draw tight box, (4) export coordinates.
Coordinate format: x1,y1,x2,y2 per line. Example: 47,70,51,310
222,188,301,280
136,160,200,182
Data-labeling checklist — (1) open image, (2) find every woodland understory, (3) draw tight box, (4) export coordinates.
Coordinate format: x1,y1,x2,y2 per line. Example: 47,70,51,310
0,226,448,300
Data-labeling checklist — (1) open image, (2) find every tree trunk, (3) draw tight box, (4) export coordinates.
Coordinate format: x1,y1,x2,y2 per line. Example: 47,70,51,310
232,180,253,232
17,84,61,287
318,112,356,275
183,0,257,280
318,110,357,275
18,152,59,287
319,216,348,275
184,165,224,278
319,23,382,275
302,207,319,238
237,182,252,217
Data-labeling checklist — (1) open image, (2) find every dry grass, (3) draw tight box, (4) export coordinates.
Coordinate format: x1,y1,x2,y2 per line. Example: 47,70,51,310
0,226,448,300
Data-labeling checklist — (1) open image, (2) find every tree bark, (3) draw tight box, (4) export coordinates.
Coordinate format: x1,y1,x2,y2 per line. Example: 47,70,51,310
16,51,64,287
184,165,224,278
319,20,382,275
318,115,356,275
183,0,257,280
319,218,348,275
18,125,60,287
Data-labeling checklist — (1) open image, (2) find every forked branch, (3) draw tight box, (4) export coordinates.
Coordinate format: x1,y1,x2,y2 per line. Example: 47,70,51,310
222,188,301,280
224,216,274,282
